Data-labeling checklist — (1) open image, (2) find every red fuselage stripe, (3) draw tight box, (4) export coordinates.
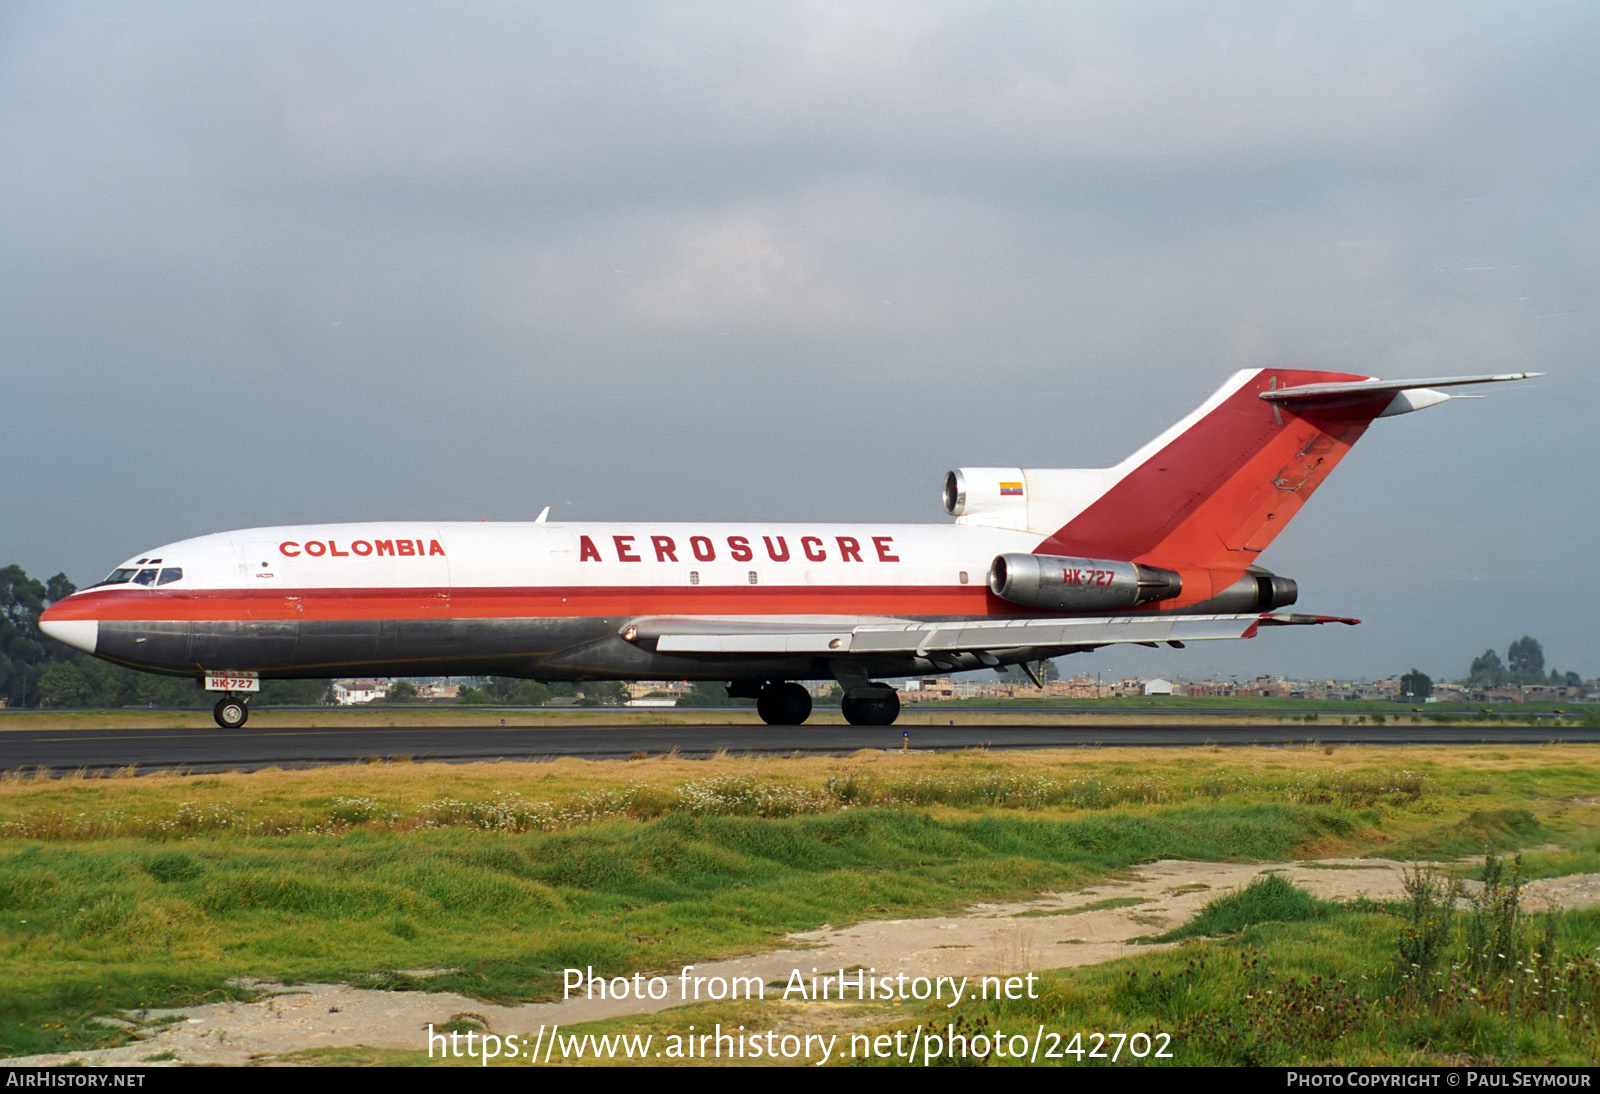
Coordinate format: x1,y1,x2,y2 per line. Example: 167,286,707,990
43,584,1063,622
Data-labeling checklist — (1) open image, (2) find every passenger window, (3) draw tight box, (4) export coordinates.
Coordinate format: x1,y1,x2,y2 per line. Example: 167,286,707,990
157,568,183,586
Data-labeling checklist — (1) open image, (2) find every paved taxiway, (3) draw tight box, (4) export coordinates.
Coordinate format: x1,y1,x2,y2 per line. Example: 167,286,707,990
4,722,1599,774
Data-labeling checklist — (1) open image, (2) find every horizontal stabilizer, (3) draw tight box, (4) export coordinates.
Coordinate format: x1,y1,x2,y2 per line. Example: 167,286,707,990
1260,372,1539,417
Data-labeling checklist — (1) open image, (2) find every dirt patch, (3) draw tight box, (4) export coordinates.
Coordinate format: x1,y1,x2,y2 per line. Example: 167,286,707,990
14,859,1600,1066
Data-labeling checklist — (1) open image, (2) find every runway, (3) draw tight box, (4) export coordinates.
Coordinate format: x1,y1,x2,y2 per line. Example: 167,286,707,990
4,721,1598,775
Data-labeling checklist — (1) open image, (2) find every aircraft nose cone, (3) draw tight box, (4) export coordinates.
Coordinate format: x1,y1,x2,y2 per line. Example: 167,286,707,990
39,610,99,655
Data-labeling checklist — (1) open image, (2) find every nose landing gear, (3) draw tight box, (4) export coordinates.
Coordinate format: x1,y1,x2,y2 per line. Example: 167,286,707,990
213,695,249,730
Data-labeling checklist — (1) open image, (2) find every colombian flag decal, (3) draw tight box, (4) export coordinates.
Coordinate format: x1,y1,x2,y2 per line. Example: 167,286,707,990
1000,481,1024,496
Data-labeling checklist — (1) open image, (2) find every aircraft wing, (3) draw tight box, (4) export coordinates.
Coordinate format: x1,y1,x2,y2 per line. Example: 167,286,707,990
627,612,1357,656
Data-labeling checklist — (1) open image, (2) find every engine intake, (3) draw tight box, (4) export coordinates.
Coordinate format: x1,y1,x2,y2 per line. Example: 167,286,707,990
988,554,1182,611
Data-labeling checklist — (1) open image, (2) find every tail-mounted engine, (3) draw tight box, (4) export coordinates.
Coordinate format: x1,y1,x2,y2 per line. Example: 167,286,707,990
1191,569,1299,612
988,553,1183,612
944,468,1028,524
944,466,1121,534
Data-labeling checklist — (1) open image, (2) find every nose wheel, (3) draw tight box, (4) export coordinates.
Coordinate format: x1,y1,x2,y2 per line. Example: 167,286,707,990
213,695,249,730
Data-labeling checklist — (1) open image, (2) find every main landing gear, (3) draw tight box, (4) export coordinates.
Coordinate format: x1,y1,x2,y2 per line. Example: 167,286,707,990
756,681,812,726
747,681,903,726
840,684,900,727
213,695,249,730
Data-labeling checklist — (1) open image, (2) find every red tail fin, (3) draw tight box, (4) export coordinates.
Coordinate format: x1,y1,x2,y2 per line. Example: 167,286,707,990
1036,369,1390,586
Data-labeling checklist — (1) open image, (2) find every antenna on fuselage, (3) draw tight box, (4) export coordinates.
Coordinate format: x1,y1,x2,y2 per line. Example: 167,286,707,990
534,506,550,523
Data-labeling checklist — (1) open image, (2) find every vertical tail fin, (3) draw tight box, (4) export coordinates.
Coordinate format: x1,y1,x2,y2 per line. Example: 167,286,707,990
1035,369,1534,589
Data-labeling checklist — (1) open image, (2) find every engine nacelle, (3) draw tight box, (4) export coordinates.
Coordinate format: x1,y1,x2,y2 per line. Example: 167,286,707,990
988,553,1182,611
944,466,1122,533
1192,570,1299,612
944,468,1027,523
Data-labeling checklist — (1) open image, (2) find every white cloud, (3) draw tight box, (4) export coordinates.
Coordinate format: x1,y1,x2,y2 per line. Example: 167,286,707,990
628,211,853,328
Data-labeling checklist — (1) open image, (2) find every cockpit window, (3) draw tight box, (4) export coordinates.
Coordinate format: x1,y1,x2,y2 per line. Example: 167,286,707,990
89,563,181,589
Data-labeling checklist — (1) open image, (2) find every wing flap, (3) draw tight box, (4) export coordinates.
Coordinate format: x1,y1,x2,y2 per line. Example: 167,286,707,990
637,612,1357,655
656,631,853,654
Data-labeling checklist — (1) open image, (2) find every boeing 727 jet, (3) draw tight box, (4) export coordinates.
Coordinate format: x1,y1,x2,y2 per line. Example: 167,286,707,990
39,368,1535,729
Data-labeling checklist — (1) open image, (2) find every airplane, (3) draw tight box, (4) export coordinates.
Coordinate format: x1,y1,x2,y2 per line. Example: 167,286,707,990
39,367,1536,731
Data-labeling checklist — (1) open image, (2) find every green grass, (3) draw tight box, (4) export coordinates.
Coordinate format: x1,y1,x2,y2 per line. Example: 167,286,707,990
1016,896,1148,918
0,804,1355,1057
853,880,1600,1066
4,744,1599,1061
1147,874,1333,942
1388,807,1548,861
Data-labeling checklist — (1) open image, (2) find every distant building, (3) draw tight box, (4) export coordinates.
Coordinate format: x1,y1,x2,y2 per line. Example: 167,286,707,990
900,678,956,702
333,680,390,705
626,680,691,699
1143,678,1174,696
333,678,457,703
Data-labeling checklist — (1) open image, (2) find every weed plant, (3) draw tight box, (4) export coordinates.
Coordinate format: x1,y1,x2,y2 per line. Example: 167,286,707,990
874,856,1600,1066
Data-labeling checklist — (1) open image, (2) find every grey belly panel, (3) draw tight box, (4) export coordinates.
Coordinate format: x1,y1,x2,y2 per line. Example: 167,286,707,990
98,617,929,683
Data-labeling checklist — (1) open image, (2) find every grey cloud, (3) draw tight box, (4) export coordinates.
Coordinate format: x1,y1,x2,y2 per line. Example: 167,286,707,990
3,1,1596,681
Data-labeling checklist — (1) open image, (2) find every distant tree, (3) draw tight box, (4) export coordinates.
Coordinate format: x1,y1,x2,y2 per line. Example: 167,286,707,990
259,679,332,707
458,685,492,705
1399,668,1433,699
1468,649,1508,687
37,662,92,708
505,681,551,706
384,680,418,703
578,681,627,706
477,677,552,705
98,663,206,708
1507,636,1546,686
1,564,52,707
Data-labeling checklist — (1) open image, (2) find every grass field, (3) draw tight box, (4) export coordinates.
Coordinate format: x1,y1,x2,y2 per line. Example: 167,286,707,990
3,744,1599,1063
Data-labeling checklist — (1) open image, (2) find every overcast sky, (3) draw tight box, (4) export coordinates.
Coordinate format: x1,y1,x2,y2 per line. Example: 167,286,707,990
4,2,1595,683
